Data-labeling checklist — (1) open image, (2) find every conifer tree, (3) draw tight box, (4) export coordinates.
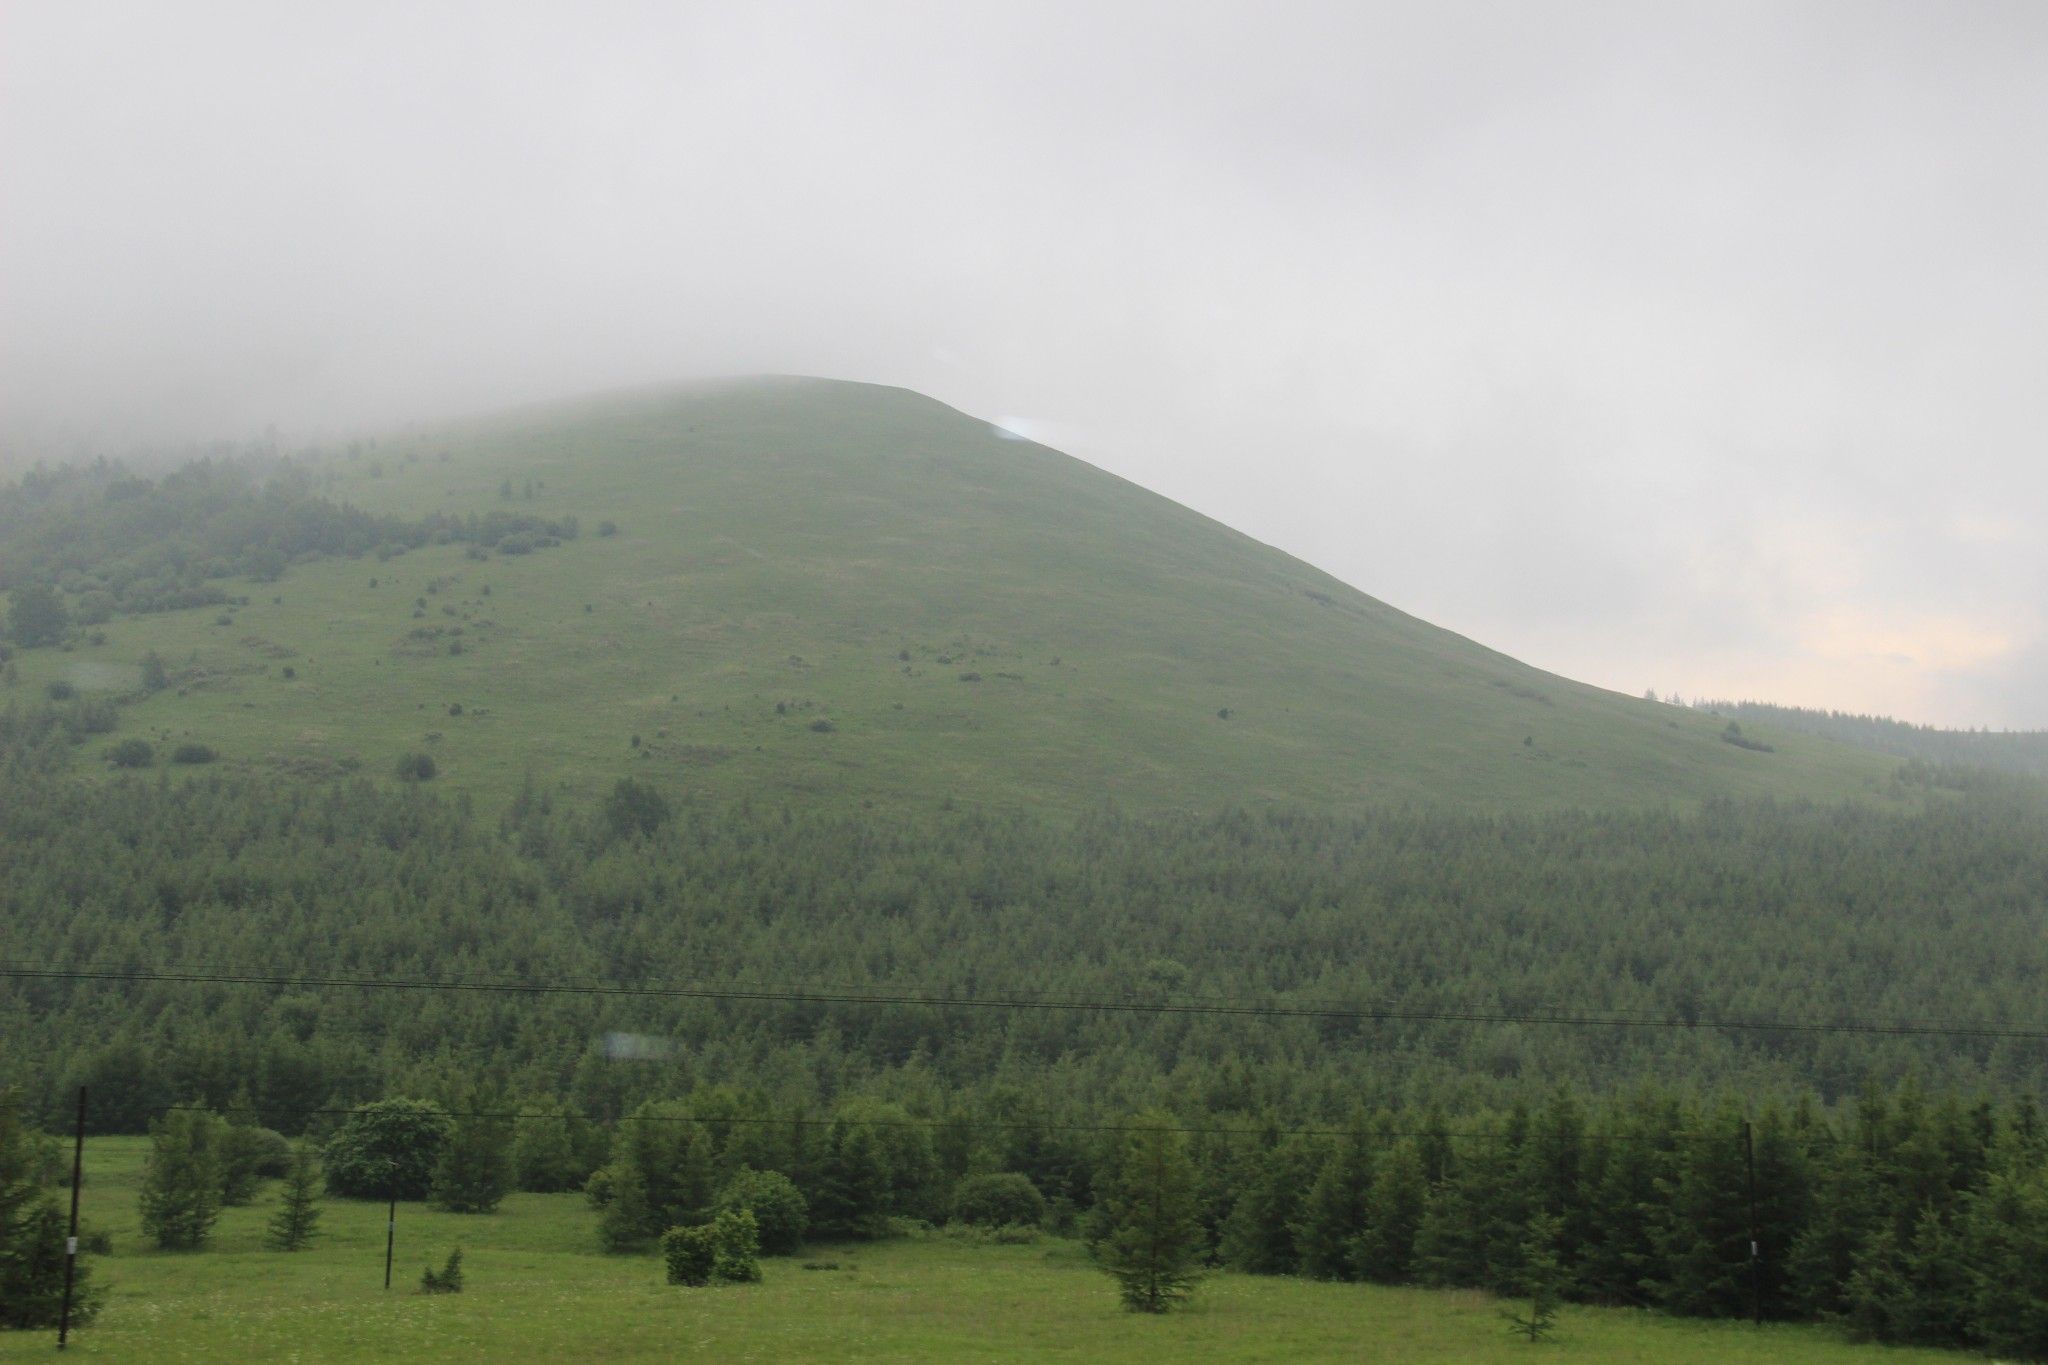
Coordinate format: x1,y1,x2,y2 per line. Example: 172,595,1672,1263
1219,1134,1314,1275
139,1107,223,1250
431,1092,515,1213
1415,1124,1526,1293
1519,1091,1589,1288
265,1141,323,1251
0,1095,101,1329
1502,1213,1564,1343
1577,1100,1679,1307
1785,1141,1878,1317
598,1102,713,1249
217,1089,267,1207
1897,1205,1969,1346
1292,1126,1374,1280
1842,1223,1907,1342
1098,1113,1205,1313
1746,1109,1812,1320
1655,1112,1752,1317
1354,1138,1428,1283
511,1101,592,1193
809,1120,889,1240
1961,1165,2048,1359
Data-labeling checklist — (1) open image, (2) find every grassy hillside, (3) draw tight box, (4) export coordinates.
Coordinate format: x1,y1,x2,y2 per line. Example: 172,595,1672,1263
9,377,1899,812
4,1138,1969,1365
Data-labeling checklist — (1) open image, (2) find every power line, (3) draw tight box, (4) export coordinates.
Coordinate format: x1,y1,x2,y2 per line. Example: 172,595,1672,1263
158,1102,1755,1145
0,952,1711,1027
6,960,2045,1042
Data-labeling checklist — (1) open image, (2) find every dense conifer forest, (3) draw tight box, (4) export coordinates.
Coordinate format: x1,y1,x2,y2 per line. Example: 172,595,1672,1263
5,715,2046,1129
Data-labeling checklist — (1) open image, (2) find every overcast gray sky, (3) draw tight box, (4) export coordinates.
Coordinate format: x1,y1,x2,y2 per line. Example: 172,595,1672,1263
4,1,2043,727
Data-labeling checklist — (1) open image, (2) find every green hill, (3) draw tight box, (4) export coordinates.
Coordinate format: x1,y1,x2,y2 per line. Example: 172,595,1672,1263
6,377,1897,811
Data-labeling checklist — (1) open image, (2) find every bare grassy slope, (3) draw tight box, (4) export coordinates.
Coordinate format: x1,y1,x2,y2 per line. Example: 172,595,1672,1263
40,377,1896,811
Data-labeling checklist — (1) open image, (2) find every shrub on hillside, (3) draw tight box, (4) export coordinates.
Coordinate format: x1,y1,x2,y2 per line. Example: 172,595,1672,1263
171,743,217,764
395,751,438,781
603,777,671,840
715,1168,808,1255
419,1247,463,1294
107,738,154,769
662,1224,716,1286
62,699,118,740
713,1208,762,1283
952,1172,1047,1229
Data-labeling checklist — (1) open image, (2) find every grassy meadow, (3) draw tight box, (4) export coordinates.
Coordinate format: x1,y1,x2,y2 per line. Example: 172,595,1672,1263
10,377,1901,814
1,1137,1977,1364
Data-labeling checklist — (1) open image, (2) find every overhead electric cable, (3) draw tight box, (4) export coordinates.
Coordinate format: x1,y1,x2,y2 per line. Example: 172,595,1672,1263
4,961,2043,1042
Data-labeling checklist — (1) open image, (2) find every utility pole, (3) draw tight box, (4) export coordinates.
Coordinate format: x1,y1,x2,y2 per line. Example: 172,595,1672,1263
58,1086,86,1349
1743,1119,1762,1328
384,1165,398,1290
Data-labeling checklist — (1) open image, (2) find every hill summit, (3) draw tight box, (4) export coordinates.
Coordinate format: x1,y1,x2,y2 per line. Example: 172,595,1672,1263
27,377,1894,810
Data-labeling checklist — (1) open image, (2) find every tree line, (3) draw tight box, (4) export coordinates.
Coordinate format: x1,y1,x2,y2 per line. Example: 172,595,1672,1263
7,1081,2044,1354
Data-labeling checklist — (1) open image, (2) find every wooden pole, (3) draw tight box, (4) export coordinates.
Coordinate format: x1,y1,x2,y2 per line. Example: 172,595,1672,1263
57,1086,86,1348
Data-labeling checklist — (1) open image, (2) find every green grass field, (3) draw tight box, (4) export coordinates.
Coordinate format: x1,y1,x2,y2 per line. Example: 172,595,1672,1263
12,377,1901,814
3,1137,1971,1364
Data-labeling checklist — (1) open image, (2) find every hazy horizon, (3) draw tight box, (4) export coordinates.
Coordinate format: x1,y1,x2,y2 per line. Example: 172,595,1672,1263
5,1,2043,729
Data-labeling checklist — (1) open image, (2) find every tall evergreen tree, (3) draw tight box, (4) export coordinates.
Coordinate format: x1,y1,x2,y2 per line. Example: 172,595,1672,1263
808,1119,889,1240
1353,1138,1428,1283
1962,1164,2048,1360
265,1141,323,1251
1578,1096,1681,1307
1656,1110,1753,1318
1219,1134,1315,1275
1896,1205,1970,1347
598,1102,714,1250
1098,1113,1205,1313
139,1107,223,1250
1415,1121,1526,1293
511,1101,595,1193
1519,1091,1592,1291
1785,1141,1878,1318
1842,1223,1907,1343
1292,1125,1374,1280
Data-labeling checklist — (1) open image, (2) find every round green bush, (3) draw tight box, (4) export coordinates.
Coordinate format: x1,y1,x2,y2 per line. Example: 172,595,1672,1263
395,751,437,782
714,1168,808,1256
107,738,154,769
951,1172,1046,1229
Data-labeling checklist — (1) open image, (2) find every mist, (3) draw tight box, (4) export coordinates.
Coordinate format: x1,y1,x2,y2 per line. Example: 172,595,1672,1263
4,1,2043,727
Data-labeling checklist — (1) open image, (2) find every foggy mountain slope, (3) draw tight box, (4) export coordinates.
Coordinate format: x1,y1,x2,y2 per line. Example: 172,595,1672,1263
21,377,1899,811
